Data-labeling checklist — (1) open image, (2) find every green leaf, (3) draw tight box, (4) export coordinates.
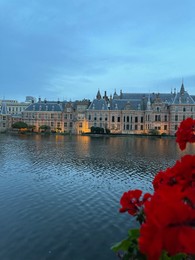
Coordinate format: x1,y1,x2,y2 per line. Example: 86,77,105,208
111,238,131,253
160,251,187,260
128,228,140,239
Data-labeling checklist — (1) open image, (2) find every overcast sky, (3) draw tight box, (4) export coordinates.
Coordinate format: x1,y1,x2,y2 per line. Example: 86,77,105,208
1,0,195,101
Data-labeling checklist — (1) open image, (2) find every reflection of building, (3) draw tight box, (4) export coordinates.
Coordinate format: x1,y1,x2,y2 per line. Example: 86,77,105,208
87,83,195,135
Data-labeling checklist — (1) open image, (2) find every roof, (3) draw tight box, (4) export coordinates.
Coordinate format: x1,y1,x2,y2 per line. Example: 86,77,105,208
25,101,63,112
88,99,109,110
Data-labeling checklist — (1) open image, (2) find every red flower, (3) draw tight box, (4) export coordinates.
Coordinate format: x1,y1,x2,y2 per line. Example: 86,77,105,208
119,189,151,216
153,154,195,191
176,118,195,150
139,186,195,259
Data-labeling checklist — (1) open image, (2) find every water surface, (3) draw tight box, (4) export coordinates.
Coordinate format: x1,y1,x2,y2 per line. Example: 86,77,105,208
0,134,192,260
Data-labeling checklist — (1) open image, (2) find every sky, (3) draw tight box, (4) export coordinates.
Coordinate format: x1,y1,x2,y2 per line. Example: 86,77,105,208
0,0,195,102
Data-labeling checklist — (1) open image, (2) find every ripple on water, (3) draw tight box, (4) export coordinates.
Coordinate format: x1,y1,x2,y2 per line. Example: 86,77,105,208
0,134,193,259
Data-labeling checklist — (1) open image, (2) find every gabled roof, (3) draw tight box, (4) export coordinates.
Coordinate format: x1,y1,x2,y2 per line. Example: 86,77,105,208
88,99,108,110
172,91,195,105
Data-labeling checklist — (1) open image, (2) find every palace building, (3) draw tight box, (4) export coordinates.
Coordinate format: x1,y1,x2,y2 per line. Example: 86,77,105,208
0,83,195,135
87,83,195,136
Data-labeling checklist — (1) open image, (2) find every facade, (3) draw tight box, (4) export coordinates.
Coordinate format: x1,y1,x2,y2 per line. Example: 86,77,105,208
0,98,33,115
1,83,195,135
0,101,10,132
22,99,63,132
87,83,195,136
22,98,90,133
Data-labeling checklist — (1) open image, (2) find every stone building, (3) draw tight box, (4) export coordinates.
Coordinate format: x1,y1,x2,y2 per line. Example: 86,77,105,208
22,98,63,132
0,101,10,132
87,83,195,136
0,98,33,115
2,83,194,136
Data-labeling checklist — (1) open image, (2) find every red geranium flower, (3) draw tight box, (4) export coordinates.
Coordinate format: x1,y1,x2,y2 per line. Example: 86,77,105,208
176,118,195,150
139,186,195,259
119,189,151,216
153,154,195,191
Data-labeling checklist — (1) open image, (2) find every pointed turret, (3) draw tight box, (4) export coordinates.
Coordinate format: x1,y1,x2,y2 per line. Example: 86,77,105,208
96,89,101,100
147,94,151,110
180,81,185,95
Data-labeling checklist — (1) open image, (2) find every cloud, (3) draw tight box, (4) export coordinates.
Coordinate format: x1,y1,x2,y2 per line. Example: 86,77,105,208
0,0,195,101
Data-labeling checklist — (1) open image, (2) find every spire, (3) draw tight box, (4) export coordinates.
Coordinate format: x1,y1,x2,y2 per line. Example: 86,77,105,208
96,89,101,100
180,80,185,95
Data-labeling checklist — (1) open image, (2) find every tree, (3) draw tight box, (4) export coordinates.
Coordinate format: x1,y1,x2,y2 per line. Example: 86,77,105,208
39,125,51,132
27,125,36,132
12,121,28,129
148,129,160,135
91,126,104,134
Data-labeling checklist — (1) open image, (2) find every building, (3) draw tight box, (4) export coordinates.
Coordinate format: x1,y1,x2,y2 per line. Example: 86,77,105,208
0,101,10,132
0,97,35,115
87,83,195,136
1,83,194,136
22,98,63,132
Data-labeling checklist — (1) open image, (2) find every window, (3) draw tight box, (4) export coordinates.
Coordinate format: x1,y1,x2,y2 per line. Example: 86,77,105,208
175,125,178,130
117,117,120,122
135,125,138,130
79,123,82,128
88,115,91,120
64,122,67,127
183,107,186,112
127,116,129,122
140,125,143,130
112,116,115,122
141,116,143,123
155,115,161,121
175,115,178,121
164,115,167,121
135,116,138,123
164,125,167,130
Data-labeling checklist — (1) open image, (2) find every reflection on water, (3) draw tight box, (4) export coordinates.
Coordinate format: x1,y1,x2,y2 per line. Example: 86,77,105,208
0,134,194,260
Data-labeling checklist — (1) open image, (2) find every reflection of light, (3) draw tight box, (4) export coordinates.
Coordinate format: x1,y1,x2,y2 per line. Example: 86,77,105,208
55,135,64,142
75,135,90,156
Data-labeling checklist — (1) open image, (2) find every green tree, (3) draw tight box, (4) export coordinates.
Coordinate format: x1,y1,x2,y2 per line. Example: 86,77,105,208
148,129,160,135
12,121,28,129
39,125,51,132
